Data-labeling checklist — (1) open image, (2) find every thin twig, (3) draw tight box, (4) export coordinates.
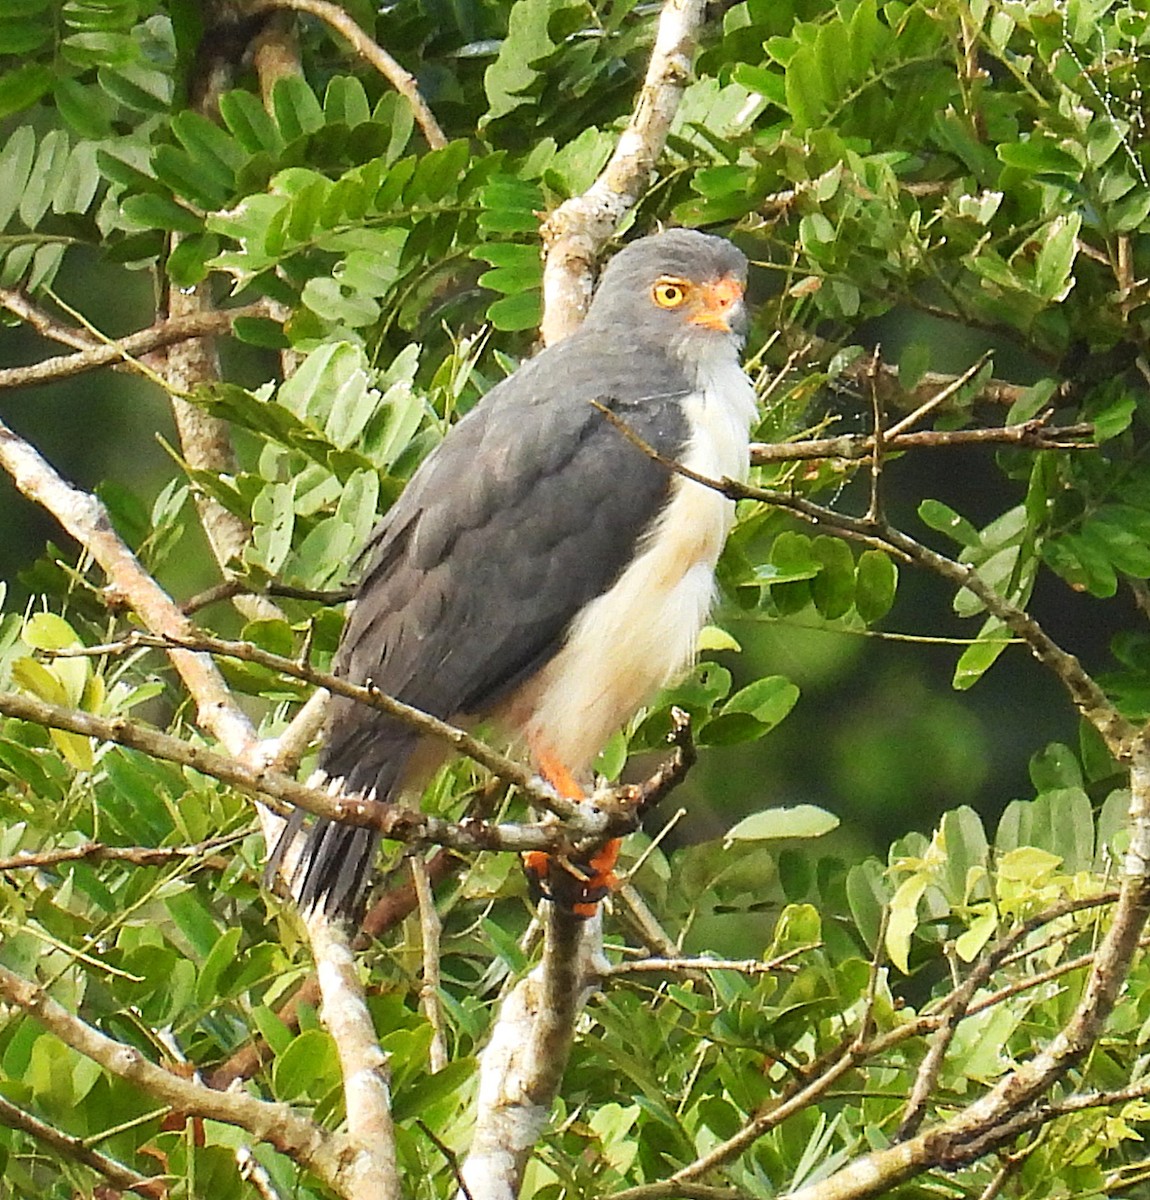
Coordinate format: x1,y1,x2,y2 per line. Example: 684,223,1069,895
418,1119,475,1200
601,943,817,977
0,688,587,854
885,351,993,438
749,419,1094,464
0,1092,163,1197
412,857,448,1073
0,302,270,389
0,834,241,873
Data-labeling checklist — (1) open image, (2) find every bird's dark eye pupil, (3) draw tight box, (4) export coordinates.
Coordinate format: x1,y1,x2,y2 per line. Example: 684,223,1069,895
653,281,686,307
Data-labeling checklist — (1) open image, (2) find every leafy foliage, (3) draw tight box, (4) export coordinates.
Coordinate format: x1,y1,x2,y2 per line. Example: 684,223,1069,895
4,0,1150,1197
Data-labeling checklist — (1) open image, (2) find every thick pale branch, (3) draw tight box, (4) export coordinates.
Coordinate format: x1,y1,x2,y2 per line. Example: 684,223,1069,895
459,909,600,1200
0,962,344,1190
0,416,256,755
539,0,706,343
306,916,402,1197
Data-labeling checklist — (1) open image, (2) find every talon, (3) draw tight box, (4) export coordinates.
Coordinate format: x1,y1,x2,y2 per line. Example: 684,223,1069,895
519,838,621,918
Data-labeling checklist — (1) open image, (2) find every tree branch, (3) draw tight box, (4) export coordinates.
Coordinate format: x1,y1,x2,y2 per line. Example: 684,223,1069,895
162,283,283,624
0,1092,163,1197
305,915,402,1197
0,302,271,390
459,908,602,1199
0,287,95,350
749,417,1093,466
0,688,586,854
0,416,257,756
0,961,346,1191
539,0,707,344
413,856,449,1073
0,834,241,873
249,0,446,148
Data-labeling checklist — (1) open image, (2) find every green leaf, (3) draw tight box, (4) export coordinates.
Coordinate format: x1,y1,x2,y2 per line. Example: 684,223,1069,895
886,873,928,974
22,612,82,653
96,61,173,113
301,276,380,326
1034,212,1081,302
324,74,371,127
488,289,541,331
997,139,1083,177
0,64,53,119
196,927,243,1007
846,859,888,952
271,74,324,141
919,499,979,546
855,549,897,622
165,890,219,961
724,804,839,842
0,16,51,54
392,1058,476,1124
219,87,285,154
1029,742,1084,793
250,482,297,575
19,131,70,229
0,126,35,229
810,535,854,619
953,618,1011,689
122,193,202,233
272,1029,341,1102
1087,391,1136,442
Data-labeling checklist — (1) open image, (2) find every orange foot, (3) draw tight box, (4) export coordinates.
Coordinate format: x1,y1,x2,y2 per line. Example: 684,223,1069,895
521,749,620,919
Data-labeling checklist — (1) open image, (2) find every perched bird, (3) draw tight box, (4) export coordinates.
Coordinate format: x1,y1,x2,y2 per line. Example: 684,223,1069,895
277,228,758,918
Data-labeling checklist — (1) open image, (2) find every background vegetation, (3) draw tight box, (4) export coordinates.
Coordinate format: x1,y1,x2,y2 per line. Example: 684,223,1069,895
3,0,1150,1197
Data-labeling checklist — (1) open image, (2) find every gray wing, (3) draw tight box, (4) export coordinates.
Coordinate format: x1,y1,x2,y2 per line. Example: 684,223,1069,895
289,330,693,913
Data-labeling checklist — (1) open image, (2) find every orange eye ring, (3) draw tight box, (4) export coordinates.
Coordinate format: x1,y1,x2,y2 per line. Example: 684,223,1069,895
652,278,689,308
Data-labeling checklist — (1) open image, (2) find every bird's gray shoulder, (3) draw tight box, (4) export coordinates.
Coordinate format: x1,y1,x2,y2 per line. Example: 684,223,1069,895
329,329,696,722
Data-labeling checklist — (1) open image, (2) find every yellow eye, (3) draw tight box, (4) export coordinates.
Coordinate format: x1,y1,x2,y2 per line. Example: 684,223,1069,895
652,278,689,308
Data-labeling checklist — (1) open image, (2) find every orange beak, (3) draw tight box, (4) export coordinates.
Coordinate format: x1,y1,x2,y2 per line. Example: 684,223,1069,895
688,275,744,331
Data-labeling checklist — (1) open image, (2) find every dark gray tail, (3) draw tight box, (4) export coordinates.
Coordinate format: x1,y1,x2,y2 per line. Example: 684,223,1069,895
266,809,380,918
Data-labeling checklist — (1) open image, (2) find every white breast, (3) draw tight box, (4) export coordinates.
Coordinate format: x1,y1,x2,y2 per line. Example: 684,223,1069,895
515,357,757,776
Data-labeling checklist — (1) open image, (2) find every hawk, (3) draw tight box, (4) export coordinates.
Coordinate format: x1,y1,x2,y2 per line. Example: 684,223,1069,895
278,228,758,918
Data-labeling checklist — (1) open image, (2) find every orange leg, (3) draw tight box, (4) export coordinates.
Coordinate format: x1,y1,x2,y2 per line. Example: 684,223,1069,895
521,747,620,919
